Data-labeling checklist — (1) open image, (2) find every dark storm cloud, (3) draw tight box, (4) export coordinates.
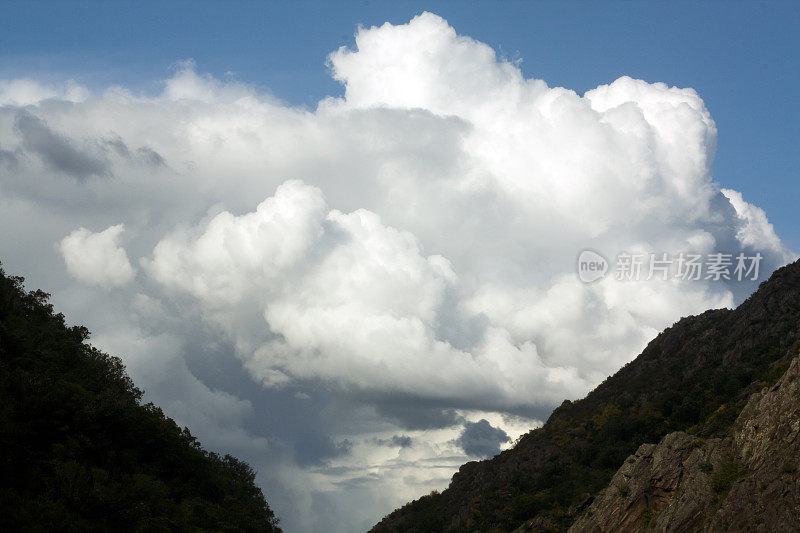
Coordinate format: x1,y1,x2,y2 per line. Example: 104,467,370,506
375,402,463,430
0,147,17,168
179,334,357,467
101,135,130,157
390,434,412,448
376,434,413,448
456,419,510,458
15,111,108,178
294,433,353,466
100,135,164,167
136,146,165,167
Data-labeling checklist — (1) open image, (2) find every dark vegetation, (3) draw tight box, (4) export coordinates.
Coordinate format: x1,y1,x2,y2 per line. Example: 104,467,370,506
711,459,745,495
373,259,800,532
0,264,281,532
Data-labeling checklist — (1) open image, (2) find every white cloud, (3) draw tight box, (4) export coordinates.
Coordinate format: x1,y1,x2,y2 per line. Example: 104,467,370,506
162,59,268,104
59,224,136,288
0,78,88,106
145,180,597,407
1,11,795,533
722,188,797,262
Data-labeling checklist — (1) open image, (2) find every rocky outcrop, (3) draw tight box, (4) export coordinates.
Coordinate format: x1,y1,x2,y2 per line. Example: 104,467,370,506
570,345,800,532
710,345,800,531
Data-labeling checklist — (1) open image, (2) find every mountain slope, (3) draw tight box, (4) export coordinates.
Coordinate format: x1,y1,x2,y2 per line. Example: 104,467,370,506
568,340,800,532
0,264,281,532
372,259,800,532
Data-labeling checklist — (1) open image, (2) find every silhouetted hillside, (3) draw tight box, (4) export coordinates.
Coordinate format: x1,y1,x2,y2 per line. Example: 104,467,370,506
0,264,281,532
373,259,800,532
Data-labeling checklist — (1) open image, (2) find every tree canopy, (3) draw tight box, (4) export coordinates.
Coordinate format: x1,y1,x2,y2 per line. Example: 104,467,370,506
0,264,281,532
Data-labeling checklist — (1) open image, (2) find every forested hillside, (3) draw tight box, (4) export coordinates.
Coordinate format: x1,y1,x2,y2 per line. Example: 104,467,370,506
0,263,281,532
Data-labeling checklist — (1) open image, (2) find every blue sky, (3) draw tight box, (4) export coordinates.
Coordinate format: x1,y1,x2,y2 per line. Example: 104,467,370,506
2,1,798,250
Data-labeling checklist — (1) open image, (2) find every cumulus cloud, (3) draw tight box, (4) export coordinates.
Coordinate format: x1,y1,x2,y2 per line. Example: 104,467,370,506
161,59,273,104
722,188,796,262
0,78,88,107
59,224,135,288
0,11,796,533
144,180,594,408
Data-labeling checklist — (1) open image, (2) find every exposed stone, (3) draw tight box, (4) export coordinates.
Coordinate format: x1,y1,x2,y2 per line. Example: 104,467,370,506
570,352,800,532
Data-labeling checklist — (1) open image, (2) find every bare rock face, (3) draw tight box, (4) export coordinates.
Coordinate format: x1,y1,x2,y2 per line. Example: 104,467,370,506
710,350,800,531
570,348,800,533
567,433,723,532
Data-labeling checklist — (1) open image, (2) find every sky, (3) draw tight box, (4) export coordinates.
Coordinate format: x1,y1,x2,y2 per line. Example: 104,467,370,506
3,1,798,251
1,2,798,532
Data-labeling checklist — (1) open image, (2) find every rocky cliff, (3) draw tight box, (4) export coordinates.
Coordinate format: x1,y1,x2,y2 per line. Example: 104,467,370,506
568,342,800,532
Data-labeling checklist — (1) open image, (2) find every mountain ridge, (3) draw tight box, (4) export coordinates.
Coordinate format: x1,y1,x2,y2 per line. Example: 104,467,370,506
372,259,800,532
566,337,800,532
